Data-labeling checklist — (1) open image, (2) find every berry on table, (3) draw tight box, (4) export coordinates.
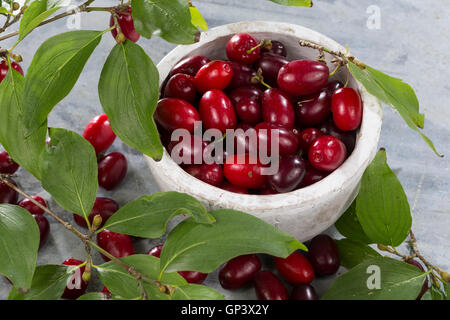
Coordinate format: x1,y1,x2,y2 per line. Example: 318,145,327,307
18,196,47,215
97,230,134,262
0,178,18,204
82,114,116,154
73,197,119,228
308,234,340,276
0,151,19,174
98,152,128,190
253,270,289,300
33,214,50,249
291,283,319,300
273,251,315,284
219,254,262,290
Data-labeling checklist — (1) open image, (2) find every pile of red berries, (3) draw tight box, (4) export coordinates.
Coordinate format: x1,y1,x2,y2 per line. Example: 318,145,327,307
156,33,362,194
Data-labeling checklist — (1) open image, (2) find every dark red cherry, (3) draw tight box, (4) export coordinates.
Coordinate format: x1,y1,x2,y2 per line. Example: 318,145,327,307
0,178,18,204
0,151,19,174
97,230,134,262
220,181,249,194
109,6,140,43
268,155,306,193
232,123,257,155
291,284,319,300
199,89,237,133
253,270,289,300
226,33,261,64
227,62,257,90
261,88,295,128
73,197,119,229
332,88,363,131
18,196,47,215
155,98,201,133
278,60,329,96
199,163,223,187
0,60,24,83
298,163,328,188
224,154,267,189
33,214,50,249
308,135,347,172
219,254,262,290
261,40,287,57
298,128,324,153
168,134,207,165
325,80,344,97
82,114,116,155
254,53,289,87
184,165,202,179
194,61,233,93
235,98,262,125
98,152,128,190
170,56,211,77
296,89,331,127
405,259,429,300
229,86,262,105
318,120,356,154
274,251,315,284
255,122,299,156
62,259,88,299
308,234,340,276
147,244,163,258
259,186,278,195
163,73,197,104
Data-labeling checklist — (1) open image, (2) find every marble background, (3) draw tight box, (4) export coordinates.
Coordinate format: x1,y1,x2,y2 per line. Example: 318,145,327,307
0,0,449,299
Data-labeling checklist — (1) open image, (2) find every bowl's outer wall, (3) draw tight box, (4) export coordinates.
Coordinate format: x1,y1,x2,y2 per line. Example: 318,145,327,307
147,21,382,242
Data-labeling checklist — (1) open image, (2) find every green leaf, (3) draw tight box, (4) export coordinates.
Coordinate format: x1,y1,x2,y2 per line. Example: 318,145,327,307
98,41,163,159
8,265,72,300
335,239,381,269
348,63,441,156
335,201,373,244
172,284,224,300
131,0,199,44
77,292,126,300
40,128,98,219
430,286,445,300
0,205,40,292
160,209,306,275
189,6,208,31
101,192,214,238
22,30,103,134
19,0,63,41
444,282,449,300
0,7,9,15
355,149,412,247
322,257,428,300
267,0,313,6
0,65,46,179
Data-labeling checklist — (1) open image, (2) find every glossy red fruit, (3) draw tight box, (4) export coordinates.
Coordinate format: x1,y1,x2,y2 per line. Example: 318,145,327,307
170,56,211,77
219,254,262,290
405,259,429,300
308,235,340,276
226,33,260,64
199,89,237,133
168,134,207,165
326,80,344,97
274,251,315,284
155,98,201,133
259,186,277,195
102,286,111,294
229,86,262,105
0,178,18,204
318,121,356,154
227,62,257,90
220,181,248,194
261,40,287,57
18,196,47,215
0,151,19,174
163,73,197,103
309,135,347,172
233,123,257,155
298,128,324,153
256,122,299,156
224,154,267,189
268,155,306,193
235,98,262,125
332,88,363,131
0,60,24,83
298,163,328,188
199,163,223,187
82,114,116,154
184,165,202,179
62,259,88,300
73,197,119,229
98,152,128,190
254,53,289,87
33,214,49,249
97,230,134,262
296,89,331,126
278,60,329,96
291,284,319,300
253,270,289,300
262,88,295,128
194,61,233,93
110,6,140,43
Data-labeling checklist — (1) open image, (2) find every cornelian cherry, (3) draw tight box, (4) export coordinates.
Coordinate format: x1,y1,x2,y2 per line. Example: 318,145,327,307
262,88,295,128
34,214,50,249
110,6,140,43
308,234,340,276
199,163,223,187
73,197,119,228
220,181,248,194
163,73,196,103
224,154,267,189
0,60,24,83
291,284,319,300
229,86,262,105
308,135,347,172
98,152,128,190
255,122,299,156
199,89,236,133
298,163,328,188
62,259,88,300
235,98,262,125
18,196,47,215
298,128,324,153
278,60,329,95
82,114,116,154
296,89,331,126
0,178,18,204
0,151,19,174
97,230,134,262
170,55,211,77
156,98,200,133
168,135,207,165
219,254,262,290
274,251,315,284
268,155,306,193
331,88,363,131
194,61,233,93
261,40,287,57
226,33,261,64
227,62,257,90
253,270,289,300
254,53,289,87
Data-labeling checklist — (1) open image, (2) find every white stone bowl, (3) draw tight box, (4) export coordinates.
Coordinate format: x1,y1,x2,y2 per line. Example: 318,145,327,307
146,21,382,242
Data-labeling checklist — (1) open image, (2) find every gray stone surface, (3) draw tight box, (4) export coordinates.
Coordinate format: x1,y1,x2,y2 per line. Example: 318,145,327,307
0,0,449,299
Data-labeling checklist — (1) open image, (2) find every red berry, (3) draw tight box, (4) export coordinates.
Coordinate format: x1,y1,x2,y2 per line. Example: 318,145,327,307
278,60,329,96
255,122,299,156
168,134,207,165
18,196,47,215
82,114,116,154
268,155,306,193
219,254,262,290
405,259,429,300
33,214,50,249
226,33,261,64
163,73,197,104
0,151,19,174
291,284,319,300
235,98,262,125
184,165,202,179
0,178,18,204
73,197,119,229
273,251,315,284
308,135,347,172
233,123,257,155
262,88,295,128
109,6,140,43
227,62,257,90
298,128,324,153
62,259,88,300
97,230,134,262
296,89,331,126
253,270,289,300
147,244,163,258
98,152,128,190
318,120,356,154
224,154,267,189
331,88,363,131
199,163,223,187
170,55,211,77
220,181,248,194
325,80,344,97
228,86,262,106
308,235,340,276
199,89,237,133
0,60,24,83
254,53,289,87
261,40,287,57
298,162,328,188
194,61,233,93
156,98,201,133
